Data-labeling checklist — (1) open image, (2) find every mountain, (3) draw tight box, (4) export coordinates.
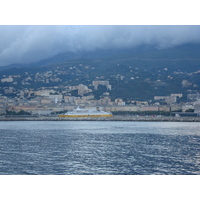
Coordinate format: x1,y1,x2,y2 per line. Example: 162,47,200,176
1,44,200,101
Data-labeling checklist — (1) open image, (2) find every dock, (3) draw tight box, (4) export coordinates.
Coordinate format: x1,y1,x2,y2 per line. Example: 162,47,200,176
1,115,200,122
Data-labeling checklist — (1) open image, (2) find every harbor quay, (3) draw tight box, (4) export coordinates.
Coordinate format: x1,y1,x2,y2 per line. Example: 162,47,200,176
1,115,200,122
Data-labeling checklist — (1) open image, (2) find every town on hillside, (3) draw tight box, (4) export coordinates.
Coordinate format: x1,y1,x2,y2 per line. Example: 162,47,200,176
1,69,200,116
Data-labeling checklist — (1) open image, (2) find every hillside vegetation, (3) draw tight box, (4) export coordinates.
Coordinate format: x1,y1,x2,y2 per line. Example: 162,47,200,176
1,44,200,101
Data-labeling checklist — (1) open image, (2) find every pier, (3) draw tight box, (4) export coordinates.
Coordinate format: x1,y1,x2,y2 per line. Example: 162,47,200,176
1,115,200,122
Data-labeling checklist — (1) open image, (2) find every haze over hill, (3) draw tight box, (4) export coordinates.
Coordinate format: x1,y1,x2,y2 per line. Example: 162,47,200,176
1,25,200,67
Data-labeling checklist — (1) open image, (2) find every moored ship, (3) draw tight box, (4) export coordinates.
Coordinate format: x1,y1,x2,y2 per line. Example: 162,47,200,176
58,107,113,118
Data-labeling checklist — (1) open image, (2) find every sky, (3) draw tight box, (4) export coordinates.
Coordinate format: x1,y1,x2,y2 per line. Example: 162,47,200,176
0,25,200,66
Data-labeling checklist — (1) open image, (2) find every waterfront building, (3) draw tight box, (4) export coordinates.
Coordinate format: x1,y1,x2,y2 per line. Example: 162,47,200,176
141,106,159,112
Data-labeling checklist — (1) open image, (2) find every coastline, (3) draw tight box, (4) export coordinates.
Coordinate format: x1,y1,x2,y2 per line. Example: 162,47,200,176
1,115,200,122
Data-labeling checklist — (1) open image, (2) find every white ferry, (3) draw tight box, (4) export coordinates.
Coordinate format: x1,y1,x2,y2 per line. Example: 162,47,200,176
58,107,113,118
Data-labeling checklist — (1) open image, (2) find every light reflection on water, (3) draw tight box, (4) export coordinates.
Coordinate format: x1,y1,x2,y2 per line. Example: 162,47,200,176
0,121,200,175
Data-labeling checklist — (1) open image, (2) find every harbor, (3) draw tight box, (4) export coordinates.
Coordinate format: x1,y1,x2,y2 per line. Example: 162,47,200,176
1,115,200,122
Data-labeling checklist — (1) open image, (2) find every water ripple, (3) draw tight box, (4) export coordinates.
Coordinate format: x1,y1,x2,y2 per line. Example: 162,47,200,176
0,121,200,174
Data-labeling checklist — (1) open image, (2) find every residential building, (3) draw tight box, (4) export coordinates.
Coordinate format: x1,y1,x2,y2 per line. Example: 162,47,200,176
92,81,111,90
1,77,14,83
115,98,126,106
165,96,177,104
187,93,200,100
154,96,166,100
171,94,183,98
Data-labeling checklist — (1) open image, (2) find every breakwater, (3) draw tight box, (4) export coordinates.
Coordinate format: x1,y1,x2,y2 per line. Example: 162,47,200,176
1,115,200,122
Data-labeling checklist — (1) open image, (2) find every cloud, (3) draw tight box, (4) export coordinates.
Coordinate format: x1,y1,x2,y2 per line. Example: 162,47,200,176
0,25,200,66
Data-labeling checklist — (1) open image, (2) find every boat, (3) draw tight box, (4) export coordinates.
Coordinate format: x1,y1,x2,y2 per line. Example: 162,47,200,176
58,106,113,118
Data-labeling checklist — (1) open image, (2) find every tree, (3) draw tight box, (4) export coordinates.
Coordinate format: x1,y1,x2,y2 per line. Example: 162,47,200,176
185,108,194,112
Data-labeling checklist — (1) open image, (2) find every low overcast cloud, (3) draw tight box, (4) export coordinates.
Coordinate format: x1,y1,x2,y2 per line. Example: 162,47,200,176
0,25,200,66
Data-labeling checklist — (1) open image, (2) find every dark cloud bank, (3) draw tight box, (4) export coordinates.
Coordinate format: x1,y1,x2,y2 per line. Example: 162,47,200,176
0,25,200,66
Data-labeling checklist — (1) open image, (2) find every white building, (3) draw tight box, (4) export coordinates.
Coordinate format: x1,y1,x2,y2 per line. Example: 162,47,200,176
1,77,14,83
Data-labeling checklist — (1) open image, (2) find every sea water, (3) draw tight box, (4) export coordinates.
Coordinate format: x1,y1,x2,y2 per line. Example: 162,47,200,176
0,121,199,175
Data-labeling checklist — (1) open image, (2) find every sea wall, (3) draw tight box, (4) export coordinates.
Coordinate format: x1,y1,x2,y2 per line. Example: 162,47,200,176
1,115,200,122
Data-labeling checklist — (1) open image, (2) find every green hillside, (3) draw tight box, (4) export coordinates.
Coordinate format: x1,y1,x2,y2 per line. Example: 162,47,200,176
1,44,200,101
